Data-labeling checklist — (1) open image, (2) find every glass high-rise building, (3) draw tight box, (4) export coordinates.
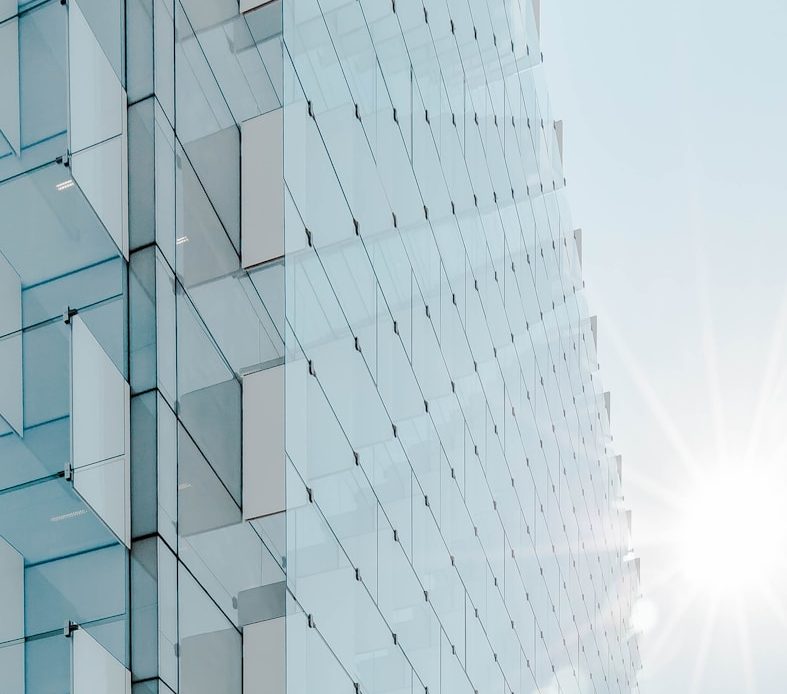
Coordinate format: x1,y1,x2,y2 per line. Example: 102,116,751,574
0,0,640,692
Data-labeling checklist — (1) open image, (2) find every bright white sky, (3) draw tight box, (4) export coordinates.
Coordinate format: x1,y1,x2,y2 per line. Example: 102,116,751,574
541,1,787,691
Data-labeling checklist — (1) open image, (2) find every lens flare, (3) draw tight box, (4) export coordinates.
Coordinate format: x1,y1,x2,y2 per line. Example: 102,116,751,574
678,470,787,595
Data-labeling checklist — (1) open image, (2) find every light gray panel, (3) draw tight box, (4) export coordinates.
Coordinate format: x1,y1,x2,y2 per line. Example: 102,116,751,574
241,109,283,268
242,364,284,519
240,0,278,13
237,580,286,627
243,617,284,694
180,628,241,694
180,0,236,31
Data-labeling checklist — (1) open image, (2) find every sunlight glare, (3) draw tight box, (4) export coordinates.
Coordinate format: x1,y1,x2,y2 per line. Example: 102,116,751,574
631,596,658,634
679,471,787,595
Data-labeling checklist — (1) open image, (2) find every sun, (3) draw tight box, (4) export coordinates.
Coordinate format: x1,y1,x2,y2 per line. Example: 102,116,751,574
678,468,787,596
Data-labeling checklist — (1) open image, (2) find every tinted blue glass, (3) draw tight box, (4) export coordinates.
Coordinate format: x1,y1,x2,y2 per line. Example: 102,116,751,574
0,0,638,691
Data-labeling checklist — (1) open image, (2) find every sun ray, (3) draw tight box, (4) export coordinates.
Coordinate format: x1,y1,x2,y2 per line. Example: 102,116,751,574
622,466,688,513
734,595,757,694
693,244,728,469
751,575,787,631
643,585,700,667
688,594,719,694
583,297,702,482
637,563,681,595
743,285,787,467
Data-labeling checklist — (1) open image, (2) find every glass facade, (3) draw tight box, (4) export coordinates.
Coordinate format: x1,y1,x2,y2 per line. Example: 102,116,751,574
0,0,640,693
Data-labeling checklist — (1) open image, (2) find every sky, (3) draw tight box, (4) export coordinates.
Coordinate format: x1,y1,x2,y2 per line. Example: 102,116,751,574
541,1,787,692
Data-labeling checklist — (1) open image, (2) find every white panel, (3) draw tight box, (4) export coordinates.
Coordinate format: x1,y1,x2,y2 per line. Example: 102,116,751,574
243,617,284,694
0,252,22,435
0,18,20,155
241,109,283,268
73,628,131,694
242,365,284,520
240,0,278,13
71,316,130,546
69,0,123,152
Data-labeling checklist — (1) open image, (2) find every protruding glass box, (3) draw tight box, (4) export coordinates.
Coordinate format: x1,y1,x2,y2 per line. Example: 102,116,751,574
0,0,127,258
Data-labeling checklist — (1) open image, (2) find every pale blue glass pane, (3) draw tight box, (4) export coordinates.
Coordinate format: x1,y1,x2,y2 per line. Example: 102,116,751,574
71,316,126,470
25,633,69,694
0,162,121,287
128,99,156,251
156,395,178,547
0,328,22,439
125,0,153,102
73,0,123,83
176,290,241,503
0,477,118,566
18,0,67,151
177,423,240,537
129,247,157,394
22,258,123,332
178,569,241,694
25,544,126,637
68,0,123,155
130,537,158,680
286,604,353,694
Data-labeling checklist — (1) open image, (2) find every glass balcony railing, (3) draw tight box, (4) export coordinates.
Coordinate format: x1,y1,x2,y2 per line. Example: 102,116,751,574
0,191,129,689
0,0,127,258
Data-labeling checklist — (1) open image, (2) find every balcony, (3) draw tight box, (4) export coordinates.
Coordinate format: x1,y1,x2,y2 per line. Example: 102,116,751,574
0,0,127,258
0,3,130,689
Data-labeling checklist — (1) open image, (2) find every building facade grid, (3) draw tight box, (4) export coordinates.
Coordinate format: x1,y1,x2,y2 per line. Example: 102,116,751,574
0,0,640,693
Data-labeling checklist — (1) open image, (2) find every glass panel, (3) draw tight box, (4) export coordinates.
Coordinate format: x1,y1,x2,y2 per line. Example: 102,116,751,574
26,543,127,665
0,162,121,287
178,569,241,694
72,627,129,694
71,316,129,546
26,633,70,694
0,477,116,565
0,538,23,646
0,251,21,435
71,316,127,470
68,0,123,154
176,289,241,503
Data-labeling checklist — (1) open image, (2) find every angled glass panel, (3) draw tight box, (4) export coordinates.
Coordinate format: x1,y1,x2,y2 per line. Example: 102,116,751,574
176,289,240,503
0,161,121,287
178,568,241,694
72,627,130,694
25,633,69,694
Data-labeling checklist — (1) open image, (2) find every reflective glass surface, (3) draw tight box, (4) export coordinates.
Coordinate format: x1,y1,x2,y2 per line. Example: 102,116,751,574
0,0,638,692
